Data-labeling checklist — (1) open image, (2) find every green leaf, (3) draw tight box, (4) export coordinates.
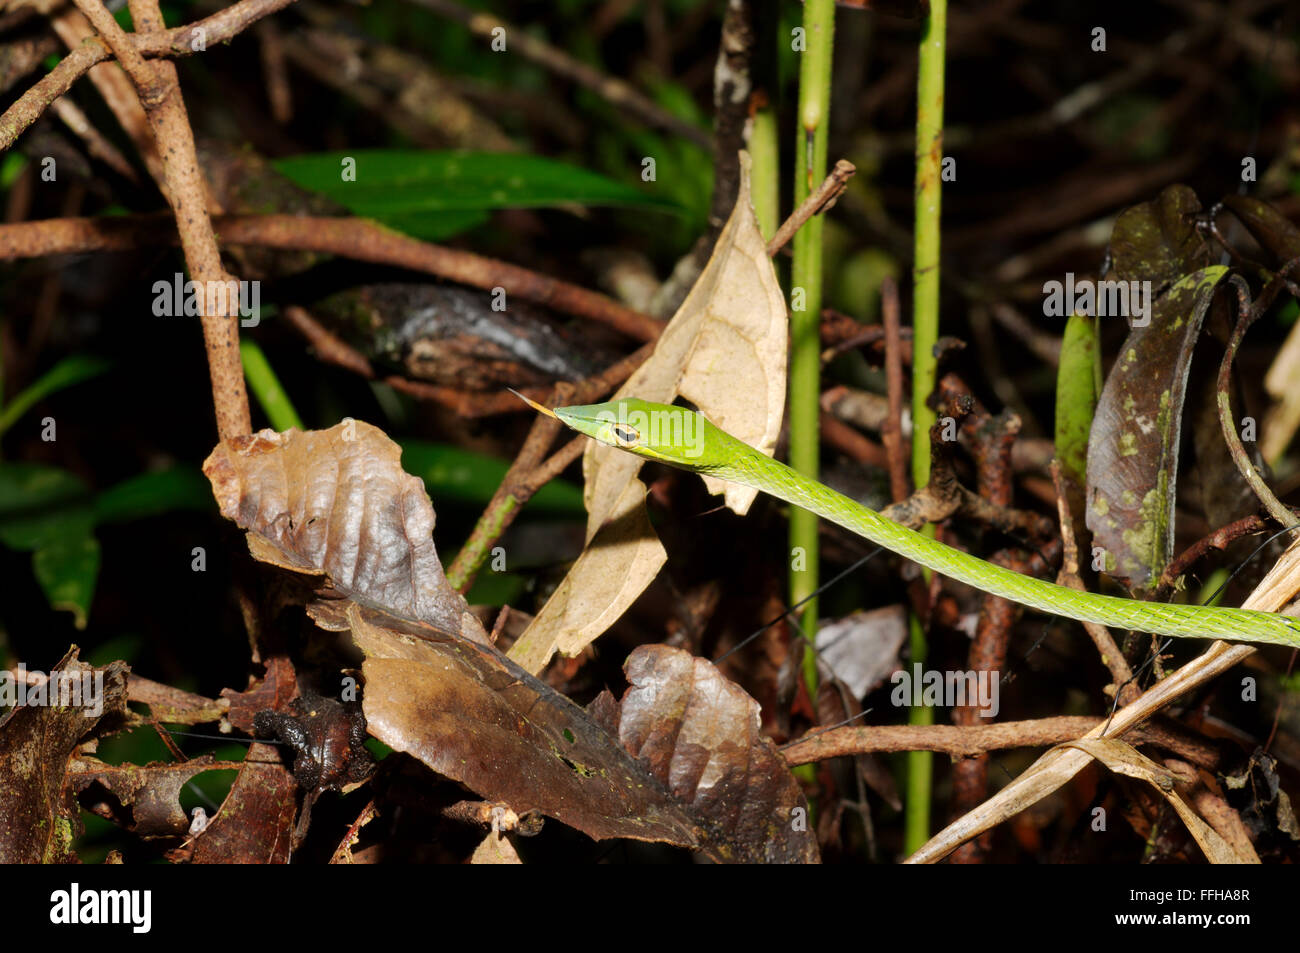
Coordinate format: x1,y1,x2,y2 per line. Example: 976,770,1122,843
0,354,110,438
0,463,92,551
94,468,214,523
398,440,585,516
1054,312,1099,485
1,462,212,629
0,463,98,627
273,151,678,241
240,339,304,432
33,532,99,630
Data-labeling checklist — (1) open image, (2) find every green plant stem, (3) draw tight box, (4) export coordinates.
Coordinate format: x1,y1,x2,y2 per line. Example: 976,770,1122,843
904,612,934,850
240,338,304,433
790,0,835,700
906,0,947,857
749,107,780,242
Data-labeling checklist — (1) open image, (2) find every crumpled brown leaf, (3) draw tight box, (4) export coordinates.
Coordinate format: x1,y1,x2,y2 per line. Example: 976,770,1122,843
203,420,488,645
189,748,298,864
591,645,818,863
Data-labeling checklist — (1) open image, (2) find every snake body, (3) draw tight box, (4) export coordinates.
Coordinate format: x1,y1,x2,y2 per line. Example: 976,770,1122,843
552,398,1300,648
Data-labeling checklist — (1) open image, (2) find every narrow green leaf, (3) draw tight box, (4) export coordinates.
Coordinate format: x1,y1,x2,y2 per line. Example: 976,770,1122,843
0,354,110,438
274,150,678,241
94,468,214,523
240,339,304,432
1054,312,1099,485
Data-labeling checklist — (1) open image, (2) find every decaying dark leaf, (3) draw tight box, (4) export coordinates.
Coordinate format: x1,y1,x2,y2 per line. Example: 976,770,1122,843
352,605,706,854
1220,194,1300,267
189,746,298,864
203,420,488,645
68,755,242,838
0,649,128,862
1086,266,1229,589
221,655,299,734
1222,748,1300,846
314,283,605,390
1109,184,1211,291
595,645,818,863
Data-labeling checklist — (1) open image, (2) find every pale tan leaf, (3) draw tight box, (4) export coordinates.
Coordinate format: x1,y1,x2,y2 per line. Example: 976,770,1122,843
1061,738,1254,864
514,153,786,670
507,478,665,674
471,831,521,864
584,151,787,531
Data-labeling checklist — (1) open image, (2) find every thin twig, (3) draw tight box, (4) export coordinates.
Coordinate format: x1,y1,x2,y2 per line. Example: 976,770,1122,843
766,159,856,257
0,0,300,151
1218,273,1300,530
0,213,663,344
783,715,1216,766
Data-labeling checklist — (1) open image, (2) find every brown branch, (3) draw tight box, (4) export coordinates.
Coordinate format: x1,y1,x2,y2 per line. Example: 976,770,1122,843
0,0,300,151
767,159,856,257
782,715,1215,766
0,213,663,344
820,412,887,468
95,0,248,440
950,409,1022,861
1218,273,1300,531
1050,460,1137,703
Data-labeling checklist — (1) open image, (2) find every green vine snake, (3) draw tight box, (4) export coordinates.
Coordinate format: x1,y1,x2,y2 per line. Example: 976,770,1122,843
521,394,1300,649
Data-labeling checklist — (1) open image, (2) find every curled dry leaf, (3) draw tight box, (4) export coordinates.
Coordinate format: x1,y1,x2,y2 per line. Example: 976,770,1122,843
583,151,787,524
591,645,818,863
203,420,488,645
507,478,664,674
513,152,787,671
0,650,128,863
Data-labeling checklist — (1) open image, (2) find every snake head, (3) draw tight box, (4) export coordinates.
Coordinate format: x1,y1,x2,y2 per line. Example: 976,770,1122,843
553,398,722,468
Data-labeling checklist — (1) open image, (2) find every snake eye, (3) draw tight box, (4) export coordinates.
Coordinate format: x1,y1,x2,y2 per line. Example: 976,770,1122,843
612,424,640,446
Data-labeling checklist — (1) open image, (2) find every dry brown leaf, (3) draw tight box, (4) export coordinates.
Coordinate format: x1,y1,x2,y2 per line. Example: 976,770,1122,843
203,420,488,644
351,604,706,852
68,755,242,838
0,651,128,863
584,151,787,526
594,644,818,863
1061,738,1254,864
513,153,786,671
507,478,664,673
